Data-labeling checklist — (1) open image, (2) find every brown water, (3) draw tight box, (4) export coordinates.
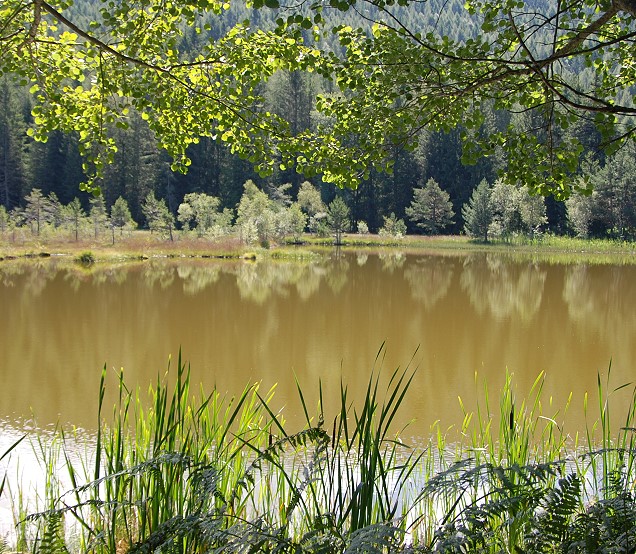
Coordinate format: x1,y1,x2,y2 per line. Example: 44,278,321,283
1,250,635,440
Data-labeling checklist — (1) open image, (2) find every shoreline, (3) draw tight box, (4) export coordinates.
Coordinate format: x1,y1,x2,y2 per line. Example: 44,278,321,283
2,231,636,266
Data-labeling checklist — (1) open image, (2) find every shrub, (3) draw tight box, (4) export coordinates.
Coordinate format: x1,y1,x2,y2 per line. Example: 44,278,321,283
75,251,95,265
378,213,407,238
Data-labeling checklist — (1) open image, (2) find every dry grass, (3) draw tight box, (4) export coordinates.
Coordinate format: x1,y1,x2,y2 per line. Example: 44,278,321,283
0,231,249,261
3,230,636,265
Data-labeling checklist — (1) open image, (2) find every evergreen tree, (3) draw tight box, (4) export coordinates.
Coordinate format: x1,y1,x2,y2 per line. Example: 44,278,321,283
110,196,136,242
326,196,350,245
0,77,27,209
89,196,109,239
62,197,87,241
405,178,455,234
265,71,314,196
591,144,636,238
0,205,8,233
462,179,494,241
46,191,63,229
142,192,175,240
24,188,50,235
29,131,85,204
102,111,171,223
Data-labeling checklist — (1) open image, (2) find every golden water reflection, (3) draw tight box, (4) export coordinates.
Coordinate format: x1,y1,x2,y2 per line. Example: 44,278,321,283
1,252,635,439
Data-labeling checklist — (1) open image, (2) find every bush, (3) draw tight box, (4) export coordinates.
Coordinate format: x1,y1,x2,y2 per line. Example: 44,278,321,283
378,213,407,239
75,251,95,265
357,220,369,234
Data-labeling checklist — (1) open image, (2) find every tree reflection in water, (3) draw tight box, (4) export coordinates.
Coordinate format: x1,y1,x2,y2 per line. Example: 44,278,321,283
563,263,636,346
403,256,454,310
2,251,636,436
460,254,547,322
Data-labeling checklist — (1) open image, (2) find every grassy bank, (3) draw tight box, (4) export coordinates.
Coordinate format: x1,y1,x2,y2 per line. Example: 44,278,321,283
2,231,636,264
2,356,636,553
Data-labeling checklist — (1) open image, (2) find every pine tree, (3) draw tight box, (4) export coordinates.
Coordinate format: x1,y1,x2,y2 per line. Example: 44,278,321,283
62,197,87,241
142,192,175,240
0,77,27,209
405,178,454,234
110,196,136,242
89,196,109,239
24,188,50,235
326,196,350,245
462,179,493,242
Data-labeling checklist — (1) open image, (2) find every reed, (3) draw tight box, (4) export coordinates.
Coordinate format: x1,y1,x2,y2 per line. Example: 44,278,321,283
0,435,24,501
5,354,636,552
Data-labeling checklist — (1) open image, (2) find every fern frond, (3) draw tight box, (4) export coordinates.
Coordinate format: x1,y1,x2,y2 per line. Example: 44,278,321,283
344,523,405,553
36,511,69,554
524,472,581,550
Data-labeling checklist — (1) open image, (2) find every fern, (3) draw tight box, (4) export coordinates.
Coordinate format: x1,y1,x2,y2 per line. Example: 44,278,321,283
344,523,405,553
298,519,344,554
427,461,563,552
524,472,581,551
565,492,636,553
36,511,69,554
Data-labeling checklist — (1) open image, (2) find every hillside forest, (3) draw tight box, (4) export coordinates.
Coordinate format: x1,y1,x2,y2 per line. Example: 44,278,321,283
1,0,636,242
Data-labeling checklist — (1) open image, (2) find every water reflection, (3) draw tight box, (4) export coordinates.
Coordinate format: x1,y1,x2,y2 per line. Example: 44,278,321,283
460,254,547,322
325,256,349,294
143,262,176,289
379,251,406,272
563,264,636,346
177,264,221,295
404,256,454,310
1,252,635,438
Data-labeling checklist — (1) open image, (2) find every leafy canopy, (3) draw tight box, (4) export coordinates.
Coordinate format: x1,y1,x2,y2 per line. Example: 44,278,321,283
1,0,635,197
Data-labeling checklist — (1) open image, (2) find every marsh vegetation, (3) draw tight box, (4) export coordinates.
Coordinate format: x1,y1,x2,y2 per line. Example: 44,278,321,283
2,356,636,553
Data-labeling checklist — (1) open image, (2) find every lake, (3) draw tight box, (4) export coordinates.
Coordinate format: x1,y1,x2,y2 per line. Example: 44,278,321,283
1,249,635,443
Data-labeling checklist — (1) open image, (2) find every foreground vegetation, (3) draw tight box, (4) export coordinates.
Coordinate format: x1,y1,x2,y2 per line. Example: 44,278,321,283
1,354,636,553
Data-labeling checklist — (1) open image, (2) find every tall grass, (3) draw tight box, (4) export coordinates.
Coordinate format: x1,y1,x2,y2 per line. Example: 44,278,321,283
4,355,636,552
0,434,24,501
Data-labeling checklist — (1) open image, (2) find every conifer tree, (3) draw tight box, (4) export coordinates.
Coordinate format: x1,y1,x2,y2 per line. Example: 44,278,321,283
110,196,136,242
89,196,109,239
406,178,455,234
462,179,494,242
142,192,175,240
62,197,87,241
326,196,350,245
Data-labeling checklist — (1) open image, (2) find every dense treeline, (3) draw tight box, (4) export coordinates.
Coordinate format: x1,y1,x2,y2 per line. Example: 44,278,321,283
1,0,635,240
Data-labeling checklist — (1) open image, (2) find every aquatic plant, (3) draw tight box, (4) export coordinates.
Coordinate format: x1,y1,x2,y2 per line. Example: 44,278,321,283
0,435,24,501
74,251,95,265
5,356,636,553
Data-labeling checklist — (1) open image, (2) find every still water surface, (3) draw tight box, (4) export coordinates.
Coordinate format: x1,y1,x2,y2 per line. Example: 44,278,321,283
1,250,635,439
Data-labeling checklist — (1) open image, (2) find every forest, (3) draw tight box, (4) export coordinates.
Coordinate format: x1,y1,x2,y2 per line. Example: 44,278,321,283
1,0,636,241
